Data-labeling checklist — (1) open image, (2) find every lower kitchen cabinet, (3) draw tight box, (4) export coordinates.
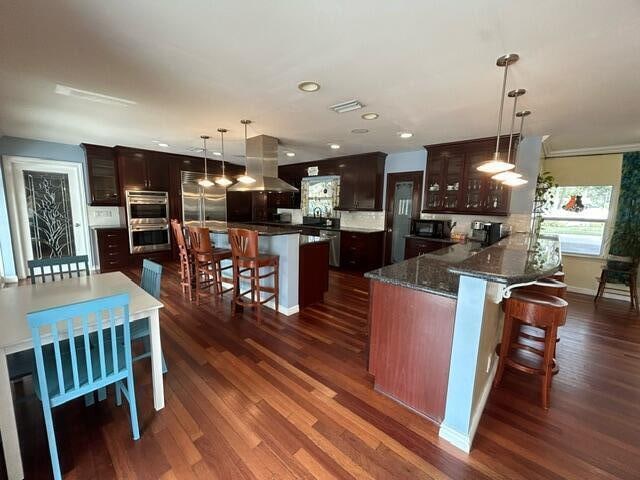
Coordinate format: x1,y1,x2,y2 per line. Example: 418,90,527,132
404,237,454,259
340,231,384,271
95,228,130,273
299,241,330,308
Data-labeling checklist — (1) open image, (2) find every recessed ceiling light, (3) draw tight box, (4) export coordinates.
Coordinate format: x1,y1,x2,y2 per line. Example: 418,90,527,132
361,112,379,120
212,151,222,156
285,152,296,157
330,144,340,150
398,132,413,139
351,128,369,134
298,81,320,92
157,143,169,147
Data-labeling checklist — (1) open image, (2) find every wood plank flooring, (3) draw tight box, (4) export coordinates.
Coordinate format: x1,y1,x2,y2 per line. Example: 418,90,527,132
3,263,640,479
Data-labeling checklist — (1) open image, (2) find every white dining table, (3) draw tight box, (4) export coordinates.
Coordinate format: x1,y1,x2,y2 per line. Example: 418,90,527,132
0,271,165,480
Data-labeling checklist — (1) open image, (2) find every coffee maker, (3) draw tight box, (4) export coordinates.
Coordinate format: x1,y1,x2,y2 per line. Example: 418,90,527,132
471,221,505,244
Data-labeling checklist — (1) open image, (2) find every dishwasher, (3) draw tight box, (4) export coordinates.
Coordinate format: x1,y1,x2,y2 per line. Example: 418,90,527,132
319,230,341,267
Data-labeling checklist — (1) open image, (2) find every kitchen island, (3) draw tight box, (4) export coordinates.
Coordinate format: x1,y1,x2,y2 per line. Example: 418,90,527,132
365,234,561,452
186,221,329,314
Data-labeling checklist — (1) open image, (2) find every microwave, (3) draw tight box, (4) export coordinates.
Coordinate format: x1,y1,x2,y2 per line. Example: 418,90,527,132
412,219,452,239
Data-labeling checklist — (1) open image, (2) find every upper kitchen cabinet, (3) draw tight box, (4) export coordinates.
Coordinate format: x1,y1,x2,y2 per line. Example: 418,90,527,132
423,136,514,216
116,147,171,192
335,152,386,211
82,143,121,206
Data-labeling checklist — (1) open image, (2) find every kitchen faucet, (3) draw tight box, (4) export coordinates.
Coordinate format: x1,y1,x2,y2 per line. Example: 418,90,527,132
313,207,322,218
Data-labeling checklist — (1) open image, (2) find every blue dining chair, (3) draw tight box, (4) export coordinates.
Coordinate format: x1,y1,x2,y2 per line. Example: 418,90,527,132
132,259,167,372
28,293,140,480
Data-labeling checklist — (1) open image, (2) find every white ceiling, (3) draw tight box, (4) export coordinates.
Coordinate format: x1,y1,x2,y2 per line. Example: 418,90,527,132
1,0,639,164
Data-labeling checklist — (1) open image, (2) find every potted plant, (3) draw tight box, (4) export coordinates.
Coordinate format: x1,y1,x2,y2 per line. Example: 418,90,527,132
531,171,557,236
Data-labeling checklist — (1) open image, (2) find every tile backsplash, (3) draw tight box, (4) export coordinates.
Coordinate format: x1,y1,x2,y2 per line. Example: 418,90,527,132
420,212,533,235
278,208,385,230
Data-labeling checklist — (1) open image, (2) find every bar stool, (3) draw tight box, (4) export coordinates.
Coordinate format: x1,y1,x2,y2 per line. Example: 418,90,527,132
228,228,279,323
171,220,195,300
494,290,568,409
188,226,233,304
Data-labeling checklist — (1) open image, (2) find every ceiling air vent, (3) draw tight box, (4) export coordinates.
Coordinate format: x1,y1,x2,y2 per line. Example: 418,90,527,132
329,99,365,114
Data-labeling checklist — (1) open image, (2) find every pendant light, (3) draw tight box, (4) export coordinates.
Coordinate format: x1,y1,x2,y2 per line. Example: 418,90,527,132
237,119,256,184
492,88,526,183
477,54,519,173
197,135,214,188
502,110,532,187
215,128,233,187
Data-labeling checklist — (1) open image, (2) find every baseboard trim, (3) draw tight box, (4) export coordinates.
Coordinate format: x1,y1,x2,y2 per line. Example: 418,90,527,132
567,285,635,302
439,355,498,453
1,275,18,284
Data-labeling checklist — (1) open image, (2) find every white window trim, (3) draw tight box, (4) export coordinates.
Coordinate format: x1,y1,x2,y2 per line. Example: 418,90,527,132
541,183,619,260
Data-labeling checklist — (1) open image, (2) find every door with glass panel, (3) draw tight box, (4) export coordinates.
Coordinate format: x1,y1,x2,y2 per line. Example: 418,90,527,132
3,156,90,279
384,171,423,265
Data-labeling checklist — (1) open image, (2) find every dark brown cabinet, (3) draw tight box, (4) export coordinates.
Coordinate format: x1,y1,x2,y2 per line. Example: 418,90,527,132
252,191,270,221
340,231,384,271
404,237,454,260
117,147,170,192
336,153,386,211
226,191,253,221
83,144,121,206
423,136,514,216
95,228,130,272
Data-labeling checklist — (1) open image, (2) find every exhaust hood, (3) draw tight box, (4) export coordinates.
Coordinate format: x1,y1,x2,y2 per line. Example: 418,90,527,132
227,134,298,192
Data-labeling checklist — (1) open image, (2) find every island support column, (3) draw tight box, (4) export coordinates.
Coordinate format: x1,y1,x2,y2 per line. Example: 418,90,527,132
439,275,503,452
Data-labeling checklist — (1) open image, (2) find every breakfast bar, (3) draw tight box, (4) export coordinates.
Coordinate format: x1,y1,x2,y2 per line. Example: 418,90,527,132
365,233,562,451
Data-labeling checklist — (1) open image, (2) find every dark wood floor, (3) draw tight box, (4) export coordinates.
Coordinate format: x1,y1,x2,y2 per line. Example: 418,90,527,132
4,263,640,479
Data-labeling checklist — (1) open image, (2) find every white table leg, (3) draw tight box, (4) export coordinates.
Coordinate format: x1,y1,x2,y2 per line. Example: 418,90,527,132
148,309,165,410
0,349,24,479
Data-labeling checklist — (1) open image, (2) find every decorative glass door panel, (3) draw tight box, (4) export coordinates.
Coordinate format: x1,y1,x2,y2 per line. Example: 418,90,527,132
443,155,463,210
23,171,76,259
391,182,414,263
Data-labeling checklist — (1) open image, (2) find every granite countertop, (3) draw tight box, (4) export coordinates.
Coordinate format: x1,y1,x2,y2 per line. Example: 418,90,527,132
365,234,561,298
404,235,458,243
250,221,384,234
189,221,301,236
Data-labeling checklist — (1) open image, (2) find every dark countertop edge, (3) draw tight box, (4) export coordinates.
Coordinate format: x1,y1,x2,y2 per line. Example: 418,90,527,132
364,273,458,299
447,265,561,285
404,235,460,243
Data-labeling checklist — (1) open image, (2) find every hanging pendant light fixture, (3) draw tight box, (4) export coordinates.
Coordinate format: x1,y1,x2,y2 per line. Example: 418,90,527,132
237,119,256,184
197,135,214,188
492,88,526,183
215,128,233,187
502,109,532,187
477,53,519,173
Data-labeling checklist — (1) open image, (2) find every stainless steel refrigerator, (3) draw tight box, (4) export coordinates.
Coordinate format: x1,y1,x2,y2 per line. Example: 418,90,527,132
181,171,226,222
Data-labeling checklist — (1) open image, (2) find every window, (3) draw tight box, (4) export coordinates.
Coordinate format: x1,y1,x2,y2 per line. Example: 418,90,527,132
540,185,614,256
300,176,340,217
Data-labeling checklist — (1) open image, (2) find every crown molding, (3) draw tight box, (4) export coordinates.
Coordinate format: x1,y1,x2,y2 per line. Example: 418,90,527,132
545,143,640,158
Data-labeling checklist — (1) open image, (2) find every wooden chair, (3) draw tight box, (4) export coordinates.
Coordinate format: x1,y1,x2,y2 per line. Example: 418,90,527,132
171,220,195,300
228,228,279,323
494,291,568,409
594,257,639,311
27,255,90,284
27,293,140,480
188,226,233,304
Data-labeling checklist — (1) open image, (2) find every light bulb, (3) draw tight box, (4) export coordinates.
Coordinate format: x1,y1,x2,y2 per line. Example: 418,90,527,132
237,175,256,184
215,176,233,187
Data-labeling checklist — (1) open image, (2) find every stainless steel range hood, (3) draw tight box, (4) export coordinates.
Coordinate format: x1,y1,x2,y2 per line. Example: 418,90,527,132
227,134,298,192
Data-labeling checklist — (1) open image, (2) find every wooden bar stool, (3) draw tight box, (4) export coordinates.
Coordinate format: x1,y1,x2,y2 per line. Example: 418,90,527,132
188,226,233,304
228,228,279,324
494,291,568,409
171,219,195,300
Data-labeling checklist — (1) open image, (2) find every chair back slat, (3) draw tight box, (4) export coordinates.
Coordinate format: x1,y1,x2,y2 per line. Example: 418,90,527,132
228,228,259,260
28,255,90,284
171,220,188,251
188,227,213,255
66,318,80,390
50,322,66,396
141,259,163,299
27,293,131,404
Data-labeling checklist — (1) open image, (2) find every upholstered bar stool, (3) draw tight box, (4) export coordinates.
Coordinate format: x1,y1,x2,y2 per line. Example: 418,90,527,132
171,220,195,300
188,226,233,304
228,228,279,324
494,291,568,409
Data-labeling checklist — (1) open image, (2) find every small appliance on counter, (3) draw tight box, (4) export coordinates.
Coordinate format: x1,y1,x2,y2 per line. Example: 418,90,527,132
270,212,292,223
470,221,510,245
412,219,453,239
